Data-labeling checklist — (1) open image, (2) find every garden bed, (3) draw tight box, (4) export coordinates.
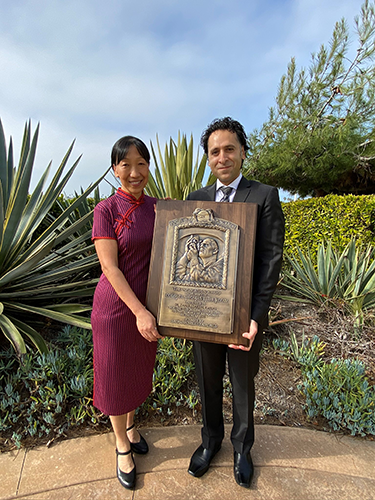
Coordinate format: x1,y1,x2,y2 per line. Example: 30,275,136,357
1,298,374,453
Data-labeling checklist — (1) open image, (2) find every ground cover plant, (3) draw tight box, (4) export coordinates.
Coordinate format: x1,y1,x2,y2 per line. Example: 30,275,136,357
0,326,198,450
0,327,98,448
272,332,375,436
2,292,374,452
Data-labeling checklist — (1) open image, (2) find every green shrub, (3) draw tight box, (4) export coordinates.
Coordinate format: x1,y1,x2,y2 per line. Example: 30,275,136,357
0,326,102,448
273,332,375,436
141,337,198,416
0,327,197,448
301,358,375,436
282,194,375,257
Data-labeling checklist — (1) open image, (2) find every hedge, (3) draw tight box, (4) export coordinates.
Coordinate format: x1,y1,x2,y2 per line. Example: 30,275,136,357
45,192,375,258
282,194,375,256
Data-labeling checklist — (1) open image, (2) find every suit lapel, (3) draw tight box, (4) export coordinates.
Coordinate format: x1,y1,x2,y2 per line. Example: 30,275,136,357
206,183,216,201
205,176,252,202
233,176,252,202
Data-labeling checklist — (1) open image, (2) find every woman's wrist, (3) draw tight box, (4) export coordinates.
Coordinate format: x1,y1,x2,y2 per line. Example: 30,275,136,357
132,303,147,317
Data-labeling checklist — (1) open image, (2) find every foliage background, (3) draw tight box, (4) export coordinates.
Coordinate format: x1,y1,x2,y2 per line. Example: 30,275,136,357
282,194,375,256
244,1,375,197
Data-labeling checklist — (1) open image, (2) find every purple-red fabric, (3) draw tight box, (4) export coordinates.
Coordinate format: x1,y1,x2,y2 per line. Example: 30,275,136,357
91,189,157,416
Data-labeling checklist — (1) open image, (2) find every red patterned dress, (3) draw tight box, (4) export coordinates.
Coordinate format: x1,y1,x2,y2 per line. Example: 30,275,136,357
91,188,157,416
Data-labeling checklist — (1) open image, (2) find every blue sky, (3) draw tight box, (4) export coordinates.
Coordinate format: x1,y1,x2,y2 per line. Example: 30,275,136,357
0,0,363,198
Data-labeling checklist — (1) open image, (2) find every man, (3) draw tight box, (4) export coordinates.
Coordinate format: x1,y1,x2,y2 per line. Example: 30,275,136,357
194,237,223,283
177,236,223,283
187,117,284,488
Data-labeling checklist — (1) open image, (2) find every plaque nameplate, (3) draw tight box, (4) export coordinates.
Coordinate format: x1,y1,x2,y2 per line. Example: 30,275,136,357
158,208,240,334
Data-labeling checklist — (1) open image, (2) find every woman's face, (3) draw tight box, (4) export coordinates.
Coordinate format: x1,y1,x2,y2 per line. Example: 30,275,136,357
113,145,149,199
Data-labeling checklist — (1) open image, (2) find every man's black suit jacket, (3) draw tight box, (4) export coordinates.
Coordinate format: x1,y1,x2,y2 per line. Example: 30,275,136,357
187,176,285,331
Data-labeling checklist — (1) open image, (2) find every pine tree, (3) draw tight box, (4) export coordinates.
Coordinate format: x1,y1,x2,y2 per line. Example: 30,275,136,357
245,0,375,197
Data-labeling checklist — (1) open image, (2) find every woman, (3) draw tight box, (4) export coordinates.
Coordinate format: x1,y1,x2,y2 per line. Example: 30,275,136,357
91,136,162,490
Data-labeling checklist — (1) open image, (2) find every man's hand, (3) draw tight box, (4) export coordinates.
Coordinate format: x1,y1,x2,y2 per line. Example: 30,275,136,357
229,319,258,351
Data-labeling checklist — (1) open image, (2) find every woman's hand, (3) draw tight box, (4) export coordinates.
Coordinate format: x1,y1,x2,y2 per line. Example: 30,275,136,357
135,308,163,342
95,239,162,342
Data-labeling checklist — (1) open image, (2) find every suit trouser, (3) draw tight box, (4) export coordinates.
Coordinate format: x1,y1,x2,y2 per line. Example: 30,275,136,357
193,331,262,455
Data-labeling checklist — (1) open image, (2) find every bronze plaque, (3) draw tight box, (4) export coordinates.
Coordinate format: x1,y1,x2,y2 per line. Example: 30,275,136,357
158,208,240,334
147,200,258,346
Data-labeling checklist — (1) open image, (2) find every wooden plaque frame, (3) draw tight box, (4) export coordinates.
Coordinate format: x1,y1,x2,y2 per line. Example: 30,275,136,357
146,200,257,346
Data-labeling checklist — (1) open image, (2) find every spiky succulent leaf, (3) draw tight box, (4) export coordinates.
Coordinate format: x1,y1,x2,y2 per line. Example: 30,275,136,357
7,316,48,354
146,132,208,200
6,302,92,329
282,239,375,321
0,313,26,355
0,119,105,355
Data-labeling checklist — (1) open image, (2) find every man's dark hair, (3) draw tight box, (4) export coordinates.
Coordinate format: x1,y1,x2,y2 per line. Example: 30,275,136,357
200,117,249,155
111,136,150,165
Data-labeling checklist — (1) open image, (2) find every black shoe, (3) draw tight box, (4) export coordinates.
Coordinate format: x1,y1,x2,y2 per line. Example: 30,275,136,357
188,444,221,478
127,424,149,455
116,449,136,489
233,451,254,488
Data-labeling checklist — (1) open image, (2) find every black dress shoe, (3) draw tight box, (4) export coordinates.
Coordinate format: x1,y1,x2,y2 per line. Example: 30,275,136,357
116,449,136,489
233,451,254,488
126,424,149,455
188,444,221,478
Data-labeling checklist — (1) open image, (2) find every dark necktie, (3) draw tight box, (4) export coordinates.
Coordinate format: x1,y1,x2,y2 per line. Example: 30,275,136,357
220,186,233,202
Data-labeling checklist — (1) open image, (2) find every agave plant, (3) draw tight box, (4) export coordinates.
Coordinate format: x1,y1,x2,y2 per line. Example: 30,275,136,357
282,240,375,322
145,133,211,200
50,187,101,240
0,119,106,355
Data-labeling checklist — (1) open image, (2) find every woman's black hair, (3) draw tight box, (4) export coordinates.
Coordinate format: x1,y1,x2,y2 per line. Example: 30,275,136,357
200,117,249,155
111,136,150,165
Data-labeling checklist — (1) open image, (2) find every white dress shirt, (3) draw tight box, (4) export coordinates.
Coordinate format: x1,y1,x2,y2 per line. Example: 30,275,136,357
215,173,243,202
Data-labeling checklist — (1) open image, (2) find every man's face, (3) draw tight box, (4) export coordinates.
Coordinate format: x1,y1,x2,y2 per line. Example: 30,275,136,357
199,238,218,258
207,130,245,185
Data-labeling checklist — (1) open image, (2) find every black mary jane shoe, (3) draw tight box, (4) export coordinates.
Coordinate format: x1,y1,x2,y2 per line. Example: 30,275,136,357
116,448,136,489
126,423,149,455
